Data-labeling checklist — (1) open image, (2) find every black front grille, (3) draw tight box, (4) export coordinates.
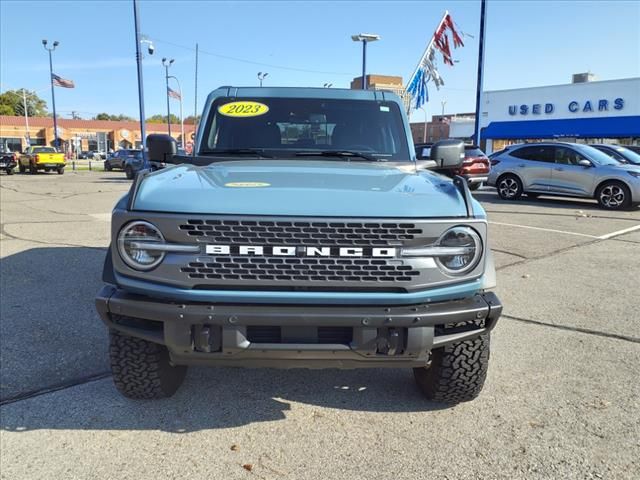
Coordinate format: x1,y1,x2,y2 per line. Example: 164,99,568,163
178,219,422,246
181,256,420,283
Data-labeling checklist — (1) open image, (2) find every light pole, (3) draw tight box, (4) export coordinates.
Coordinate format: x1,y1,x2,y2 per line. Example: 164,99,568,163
133,0,153,166
168,75,184,147
323,83,333,88
42,39,59,149
257,72,268,87
441,100,447,117
162,58,174,136
22,89,31,148
351,33,380,90
420,106,428,143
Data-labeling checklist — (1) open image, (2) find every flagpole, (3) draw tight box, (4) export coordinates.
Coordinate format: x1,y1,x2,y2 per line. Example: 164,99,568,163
405,11,449,96
42,40,60,149
473,0,488,147
133,0,149,168
22,90,31,147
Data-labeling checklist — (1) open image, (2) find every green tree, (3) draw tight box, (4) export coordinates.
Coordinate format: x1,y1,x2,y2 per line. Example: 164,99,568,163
94,113,135,121
0,89,48,116
147,114,180,124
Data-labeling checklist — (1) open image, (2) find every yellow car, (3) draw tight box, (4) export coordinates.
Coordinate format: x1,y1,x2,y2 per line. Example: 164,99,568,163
19,146,66,174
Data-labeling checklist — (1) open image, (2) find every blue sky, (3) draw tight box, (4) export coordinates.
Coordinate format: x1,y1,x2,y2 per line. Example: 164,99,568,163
1,0,638,123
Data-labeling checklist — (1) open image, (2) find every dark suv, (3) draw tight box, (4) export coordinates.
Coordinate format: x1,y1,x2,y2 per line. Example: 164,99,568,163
415,143,490,190
105,149,140,171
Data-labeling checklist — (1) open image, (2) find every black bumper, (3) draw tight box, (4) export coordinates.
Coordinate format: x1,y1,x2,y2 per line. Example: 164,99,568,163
96,286,502,368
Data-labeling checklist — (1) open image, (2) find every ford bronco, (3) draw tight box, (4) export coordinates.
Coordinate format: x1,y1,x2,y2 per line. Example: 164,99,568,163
96,87,502,403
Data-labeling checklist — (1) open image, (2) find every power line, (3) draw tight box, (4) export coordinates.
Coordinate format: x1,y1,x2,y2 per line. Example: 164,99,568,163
150,37,354,76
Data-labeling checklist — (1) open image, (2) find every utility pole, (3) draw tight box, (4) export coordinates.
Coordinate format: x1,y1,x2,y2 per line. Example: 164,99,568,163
473,0,488,147
162,58,174,135
42,39,59,149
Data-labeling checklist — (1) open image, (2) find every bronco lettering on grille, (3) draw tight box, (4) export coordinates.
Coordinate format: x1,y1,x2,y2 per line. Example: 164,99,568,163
205,245,397,257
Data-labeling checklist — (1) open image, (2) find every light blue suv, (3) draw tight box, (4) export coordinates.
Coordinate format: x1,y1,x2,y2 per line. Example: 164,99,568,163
487,142,640,209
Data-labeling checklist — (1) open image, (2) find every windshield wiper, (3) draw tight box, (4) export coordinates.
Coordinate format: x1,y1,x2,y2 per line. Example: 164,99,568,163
295,150,380,162
201,148,273,158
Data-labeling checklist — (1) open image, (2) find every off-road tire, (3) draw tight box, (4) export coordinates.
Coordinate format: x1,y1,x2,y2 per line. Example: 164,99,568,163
109,330,187,399
125,165,134,180
414,331,490,404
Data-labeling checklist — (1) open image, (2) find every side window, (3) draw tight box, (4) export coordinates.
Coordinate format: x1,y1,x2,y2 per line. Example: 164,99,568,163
511,146,552,162
554,147,586,166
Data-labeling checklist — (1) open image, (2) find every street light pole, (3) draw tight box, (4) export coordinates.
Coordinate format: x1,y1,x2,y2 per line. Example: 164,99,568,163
162,58,174,136
441,100,447,116
133,0,149,166
168,75,184,147
22,89,31,147
42,39,59,149
351,33,380,90
257,72,268,87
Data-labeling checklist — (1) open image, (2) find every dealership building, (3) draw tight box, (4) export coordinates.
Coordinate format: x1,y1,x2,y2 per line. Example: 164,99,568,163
479,76,640,153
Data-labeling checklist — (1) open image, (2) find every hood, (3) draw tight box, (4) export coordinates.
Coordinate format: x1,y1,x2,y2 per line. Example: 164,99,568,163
132,160,470,218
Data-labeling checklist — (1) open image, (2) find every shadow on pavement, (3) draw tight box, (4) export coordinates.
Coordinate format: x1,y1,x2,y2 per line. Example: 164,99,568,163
1,366,449,432
0,246,109,401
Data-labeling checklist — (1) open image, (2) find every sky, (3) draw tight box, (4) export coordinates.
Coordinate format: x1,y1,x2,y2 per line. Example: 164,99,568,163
1,0,639,123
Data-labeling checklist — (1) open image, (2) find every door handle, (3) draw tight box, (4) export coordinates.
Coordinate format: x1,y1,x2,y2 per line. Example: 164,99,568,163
518,164,526,168
554,167,564,171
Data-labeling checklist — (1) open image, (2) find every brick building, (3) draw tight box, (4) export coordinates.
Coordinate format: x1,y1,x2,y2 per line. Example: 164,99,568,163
350,74,411,111
0,115,195,153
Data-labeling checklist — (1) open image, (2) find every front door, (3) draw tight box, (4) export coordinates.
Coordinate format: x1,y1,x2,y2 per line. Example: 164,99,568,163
507,145,554,191
547,146,596,197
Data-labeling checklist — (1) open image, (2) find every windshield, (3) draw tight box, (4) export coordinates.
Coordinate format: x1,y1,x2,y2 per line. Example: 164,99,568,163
202,97,411,161
32,147,56,153
613,146,640,165
573,144,622,166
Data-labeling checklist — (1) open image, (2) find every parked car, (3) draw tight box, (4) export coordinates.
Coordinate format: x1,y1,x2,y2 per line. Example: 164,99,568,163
415,143,490,190
104,149,139,171
487,142,640,210
18,146,66,174
123,151,167,179
96,87,502,402
624,145,640,155
590,144,640,166
0,148,17,175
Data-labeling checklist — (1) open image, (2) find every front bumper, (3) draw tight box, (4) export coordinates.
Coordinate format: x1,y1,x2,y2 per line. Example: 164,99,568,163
96,285,502,369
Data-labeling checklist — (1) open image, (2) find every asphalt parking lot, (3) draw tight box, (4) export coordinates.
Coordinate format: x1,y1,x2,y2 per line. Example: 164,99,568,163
1,171,639,480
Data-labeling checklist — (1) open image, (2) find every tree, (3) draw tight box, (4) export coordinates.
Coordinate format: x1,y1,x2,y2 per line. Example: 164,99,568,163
0,89,48,116
147,114,180,124
183,115,201,125
94,113,135,121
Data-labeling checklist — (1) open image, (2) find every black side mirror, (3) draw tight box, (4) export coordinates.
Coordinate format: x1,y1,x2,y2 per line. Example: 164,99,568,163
430,139,465,169
147,134,177,162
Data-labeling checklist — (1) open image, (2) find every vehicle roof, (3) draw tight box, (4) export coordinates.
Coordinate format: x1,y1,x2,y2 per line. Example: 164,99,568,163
589,143,627,148
505,141,589,148
206,86,403,104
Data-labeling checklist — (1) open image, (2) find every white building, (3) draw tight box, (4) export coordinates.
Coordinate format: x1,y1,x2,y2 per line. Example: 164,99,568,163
479,77,640,153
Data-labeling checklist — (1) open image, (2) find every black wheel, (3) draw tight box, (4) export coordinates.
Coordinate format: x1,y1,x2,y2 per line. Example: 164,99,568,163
18,163,26,174
596,181,631,210
104,162,112,171
6,168,13,175
57,167,64,175
496,174,523,200
109,330,187,399
414,324,490,404
469,183,482,191
125,165,134,180
30,164,38,174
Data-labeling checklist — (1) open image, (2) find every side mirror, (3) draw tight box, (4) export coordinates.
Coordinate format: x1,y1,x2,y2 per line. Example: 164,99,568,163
577,159,592,168
430,139,465,169
147,134,177,162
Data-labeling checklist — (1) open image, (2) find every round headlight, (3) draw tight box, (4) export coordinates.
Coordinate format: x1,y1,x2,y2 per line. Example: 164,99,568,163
117,221,165,271
435,226,483,275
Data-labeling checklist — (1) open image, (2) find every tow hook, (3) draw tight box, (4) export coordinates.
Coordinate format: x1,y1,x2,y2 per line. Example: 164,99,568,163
376,327,404,356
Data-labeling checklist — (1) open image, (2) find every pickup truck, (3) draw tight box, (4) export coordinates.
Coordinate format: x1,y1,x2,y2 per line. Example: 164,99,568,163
96,87,502,403
18,146,66,174
0,148,17,175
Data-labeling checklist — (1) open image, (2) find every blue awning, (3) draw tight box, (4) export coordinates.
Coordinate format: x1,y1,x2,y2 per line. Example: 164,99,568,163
482,116,640,139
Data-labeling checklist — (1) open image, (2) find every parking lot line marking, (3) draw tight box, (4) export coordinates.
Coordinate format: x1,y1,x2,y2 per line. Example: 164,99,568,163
597,224,640,240
488,221,599,238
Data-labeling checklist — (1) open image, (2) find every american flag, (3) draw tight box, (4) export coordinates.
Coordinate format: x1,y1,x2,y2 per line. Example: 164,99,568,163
167,87,181,100
52,73,75,88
